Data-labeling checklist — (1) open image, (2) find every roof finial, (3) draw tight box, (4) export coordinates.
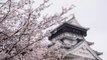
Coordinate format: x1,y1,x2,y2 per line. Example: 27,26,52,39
71,14,75,20
66,14,83,27
67,14,75,22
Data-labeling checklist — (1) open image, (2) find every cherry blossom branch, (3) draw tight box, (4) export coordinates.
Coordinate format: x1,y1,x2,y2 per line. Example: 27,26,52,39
0,0,11,23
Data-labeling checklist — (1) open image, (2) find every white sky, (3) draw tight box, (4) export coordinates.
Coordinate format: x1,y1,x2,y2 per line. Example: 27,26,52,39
47,0,106,59
35,0,107,59
73,0,107,60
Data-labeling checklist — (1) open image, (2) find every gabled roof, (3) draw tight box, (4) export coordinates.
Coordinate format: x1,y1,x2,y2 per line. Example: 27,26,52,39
49,15,89,40
67,39,102,60
65,14,89,30
51,14,88,33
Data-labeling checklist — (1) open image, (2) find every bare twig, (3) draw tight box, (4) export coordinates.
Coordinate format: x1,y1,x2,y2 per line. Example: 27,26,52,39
0,0,11,23
0,0,9,9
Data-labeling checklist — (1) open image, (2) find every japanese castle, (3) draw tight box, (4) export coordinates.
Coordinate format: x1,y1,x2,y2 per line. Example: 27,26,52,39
48,15,103,60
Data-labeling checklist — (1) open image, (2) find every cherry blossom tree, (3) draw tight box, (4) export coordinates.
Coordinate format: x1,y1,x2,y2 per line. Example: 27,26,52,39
0,0,74,60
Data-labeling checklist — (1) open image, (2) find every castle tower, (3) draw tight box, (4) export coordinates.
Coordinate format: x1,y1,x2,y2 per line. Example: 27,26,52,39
48,15,103,60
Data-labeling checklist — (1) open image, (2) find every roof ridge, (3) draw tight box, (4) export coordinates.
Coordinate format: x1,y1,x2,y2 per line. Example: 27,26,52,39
66,14,82,27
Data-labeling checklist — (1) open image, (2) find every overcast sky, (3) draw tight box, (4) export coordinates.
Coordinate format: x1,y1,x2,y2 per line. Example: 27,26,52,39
73,0,107,59
40,0,107,59
74,0,107,59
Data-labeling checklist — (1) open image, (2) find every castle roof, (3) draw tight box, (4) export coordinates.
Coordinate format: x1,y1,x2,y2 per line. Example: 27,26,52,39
48,15,103,60
66,39,103,60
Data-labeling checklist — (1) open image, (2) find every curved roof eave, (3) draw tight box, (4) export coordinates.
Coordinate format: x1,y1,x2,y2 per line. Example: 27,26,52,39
67,39,102,60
